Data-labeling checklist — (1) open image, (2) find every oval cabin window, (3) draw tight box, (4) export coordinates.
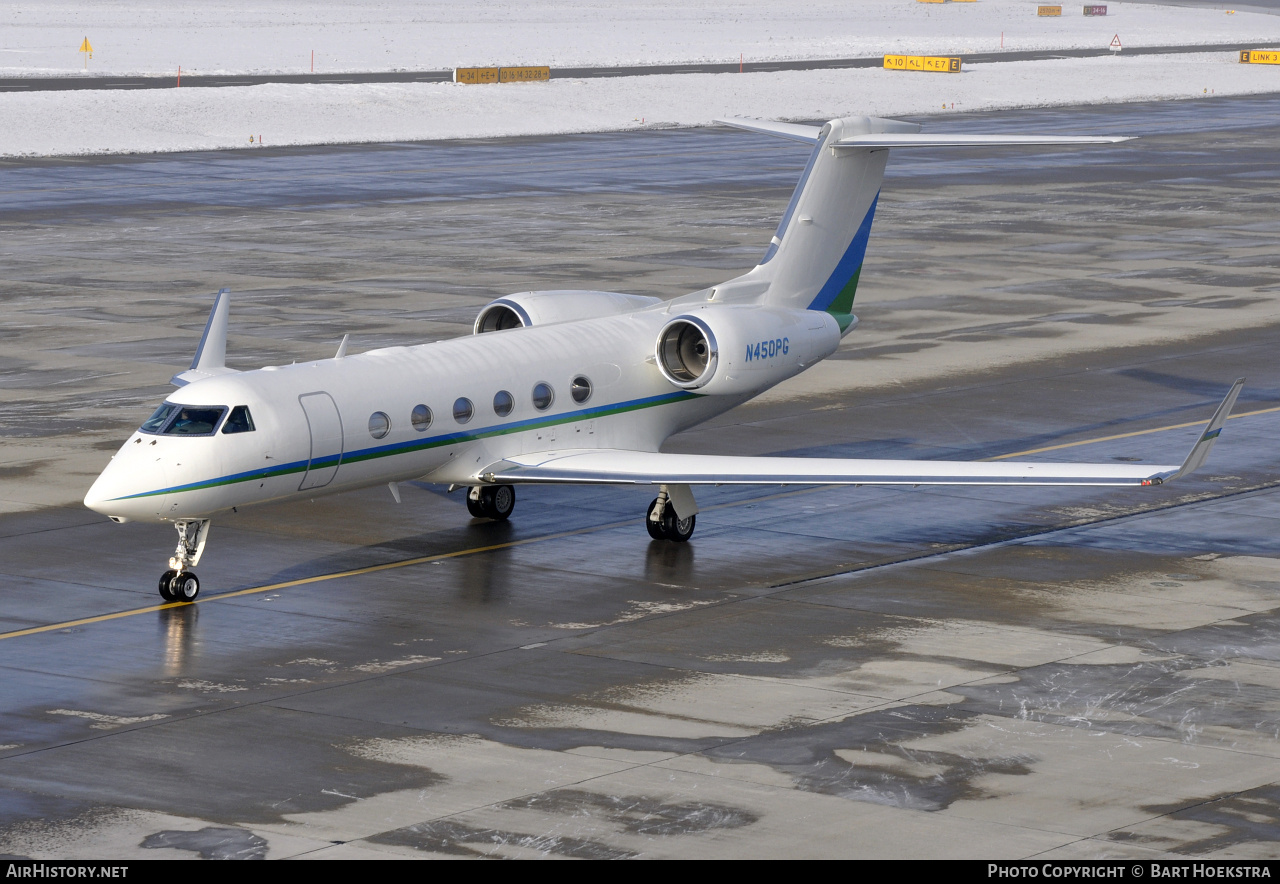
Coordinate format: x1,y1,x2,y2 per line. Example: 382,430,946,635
532,382,554,411
453,398,474,424
368,411,391,439
493,390,514,417
411,404,432,432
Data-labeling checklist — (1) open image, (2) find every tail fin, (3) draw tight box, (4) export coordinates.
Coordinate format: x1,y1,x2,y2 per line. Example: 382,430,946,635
718,116,918,328
715,116,1130,328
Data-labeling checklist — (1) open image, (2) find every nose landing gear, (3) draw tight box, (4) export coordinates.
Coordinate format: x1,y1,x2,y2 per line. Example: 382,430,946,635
467,484,515,521
158,519,210,602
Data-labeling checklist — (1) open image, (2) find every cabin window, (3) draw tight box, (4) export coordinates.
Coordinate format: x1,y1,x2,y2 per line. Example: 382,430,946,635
453,397,474,424
163,406,227,436
493,390,514,417
532,382,554,411
411,404,432,432
139,403,177,434
368,411,391,439
571,376,592,404
222,405,255,434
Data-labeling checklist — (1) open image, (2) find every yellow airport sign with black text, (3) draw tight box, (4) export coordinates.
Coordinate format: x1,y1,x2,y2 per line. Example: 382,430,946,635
455,66,550,84
1038,5,1063,15
454,67,499,84
883,54,962,73
1240,50,1280,65
499,66,550,82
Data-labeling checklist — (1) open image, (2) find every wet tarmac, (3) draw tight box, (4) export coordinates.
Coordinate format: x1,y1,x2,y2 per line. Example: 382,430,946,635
1,96,1279,858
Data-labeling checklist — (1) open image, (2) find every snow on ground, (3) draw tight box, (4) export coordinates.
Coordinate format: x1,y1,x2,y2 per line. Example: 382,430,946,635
1,51,1276,158
4,1,1280,158
3,0,1277,76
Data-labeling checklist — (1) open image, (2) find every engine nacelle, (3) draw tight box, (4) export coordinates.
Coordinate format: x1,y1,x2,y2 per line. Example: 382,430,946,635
475,290,661,334
655,304,842,396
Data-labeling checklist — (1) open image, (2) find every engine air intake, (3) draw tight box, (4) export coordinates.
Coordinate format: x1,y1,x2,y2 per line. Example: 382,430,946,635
474,300,529,334
656,317,718,389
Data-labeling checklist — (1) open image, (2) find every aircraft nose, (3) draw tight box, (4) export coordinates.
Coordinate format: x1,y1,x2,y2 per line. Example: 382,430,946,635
84,446,166,523
84,465,129,521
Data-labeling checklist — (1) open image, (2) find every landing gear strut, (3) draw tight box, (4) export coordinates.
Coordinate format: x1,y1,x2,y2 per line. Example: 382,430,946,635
467,484,515,521
646,487,696,542
158,519,210,602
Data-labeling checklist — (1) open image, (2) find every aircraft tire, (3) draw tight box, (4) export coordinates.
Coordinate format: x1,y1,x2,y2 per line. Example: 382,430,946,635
466,491,487,519
172,572,200,602
158,569,178,602
661,508,695,543
485,485,515,521
645,498,666,540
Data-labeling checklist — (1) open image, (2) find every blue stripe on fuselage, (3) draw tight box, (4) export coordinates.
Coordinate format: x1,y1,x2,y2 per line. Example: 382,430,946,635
110,389,699,501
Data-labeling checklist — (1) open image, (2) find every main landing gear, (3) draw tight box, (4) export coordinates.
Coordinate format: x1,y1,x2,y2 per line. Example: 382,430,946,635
646,487,696,542
158,519,210,603
467,484,515,521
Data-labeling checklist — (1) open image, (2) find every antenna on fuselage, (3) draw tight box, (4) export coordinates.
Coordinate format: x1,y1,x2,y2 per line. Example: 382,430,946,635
335,334,350,359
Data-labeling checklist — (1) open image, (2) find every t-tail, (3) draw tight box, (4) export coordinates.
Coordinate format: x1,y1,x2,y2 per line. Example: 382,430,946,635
715,116,1130,330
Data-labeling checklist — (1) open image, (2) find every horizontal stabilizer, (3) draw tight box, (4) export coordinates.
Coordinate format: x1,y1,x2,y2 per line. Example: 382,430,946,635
170,288,239,387
834,134,1132,149
715,117,822,144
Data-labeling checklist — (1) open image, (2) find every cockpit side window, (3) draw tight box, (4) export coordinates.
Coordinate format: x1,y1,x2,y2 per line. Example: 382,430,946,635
222,405,256,434
139,403,178,434
162,406,227,436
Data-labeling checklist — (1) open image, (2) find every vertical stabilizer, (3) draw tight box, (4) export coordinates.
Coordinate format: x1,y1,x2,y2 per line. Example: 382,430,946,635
714,116,1129,324
736,116,918,325
170,288,237,386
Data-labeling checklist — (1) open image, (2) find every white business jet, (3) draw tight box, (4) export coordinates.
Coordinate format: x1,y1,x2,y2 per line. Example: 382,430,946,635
84,116,1244,603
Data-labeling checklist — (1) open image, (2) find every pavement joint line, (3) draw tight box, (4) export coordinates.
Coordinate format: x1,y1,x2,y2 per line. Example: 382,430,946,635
2,409,1276,643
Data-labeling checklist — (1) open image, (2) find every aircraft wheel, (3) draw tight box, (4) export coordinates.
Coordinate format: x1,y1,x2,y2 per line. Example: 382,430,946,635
483,485,515,521
662,508,696,543
158,569,178,602
645,498,666,540
171,572,200,602
466,491,488,519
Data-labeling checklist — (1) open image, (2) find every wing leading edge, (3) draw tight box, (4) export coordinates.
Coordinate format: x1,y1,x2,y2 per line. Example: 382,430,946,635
480,380,1244,489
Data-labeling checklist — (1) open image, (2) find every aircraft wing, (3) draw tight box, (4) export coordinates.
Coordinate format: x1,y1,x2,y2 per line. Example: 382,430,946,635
481,380,1243,489
484,450,1176,486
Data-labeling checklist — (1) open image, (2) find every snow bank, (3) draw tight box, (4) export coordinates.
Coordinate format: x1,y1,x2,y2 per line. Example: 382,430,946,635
3,0,1277,77
1,52,1274,158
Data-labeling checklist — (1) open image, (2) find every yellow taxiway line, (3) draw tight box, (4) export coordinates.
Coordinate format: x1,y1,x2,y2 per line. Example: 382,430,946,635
2,403,1277,643
986,404,1280,461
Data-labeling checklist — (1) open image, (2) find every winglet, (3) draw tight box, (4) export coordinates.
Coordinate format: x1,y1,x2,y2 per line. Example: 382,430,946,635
1152,378,1245,484
170,288,238,387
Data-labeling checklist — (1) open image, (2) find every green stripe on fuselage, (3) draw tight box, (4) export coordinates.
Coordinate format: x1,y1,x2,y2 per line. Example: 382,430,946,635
117,390,698,500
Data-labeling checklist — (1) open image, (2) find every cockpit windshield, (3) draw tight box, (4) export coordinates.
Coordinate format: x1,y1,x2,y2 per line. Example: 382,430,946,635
138,402,228,436
139,403,177,434
164,406,227,436
222,405,255,434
